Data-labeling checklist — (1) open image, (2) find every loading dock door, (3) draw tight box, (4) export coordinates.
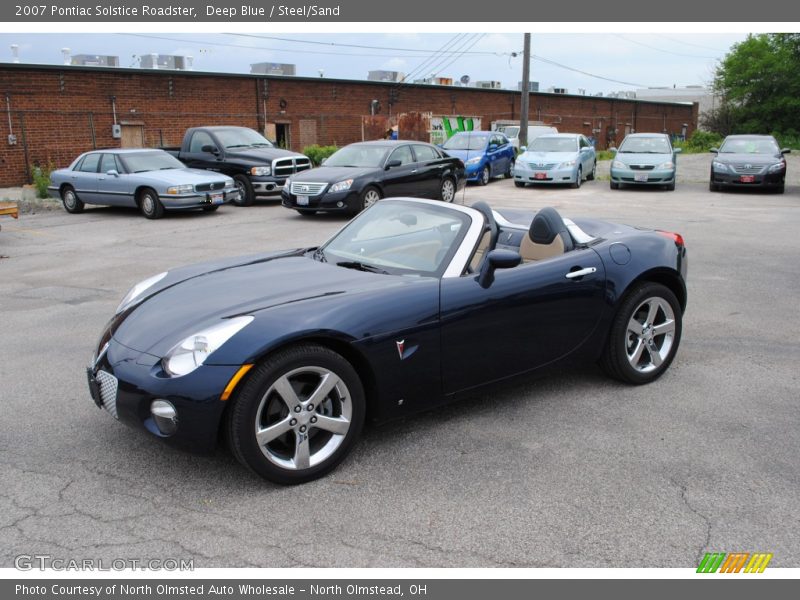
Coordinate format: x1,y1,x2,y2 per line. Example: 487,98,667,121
120,124,145,148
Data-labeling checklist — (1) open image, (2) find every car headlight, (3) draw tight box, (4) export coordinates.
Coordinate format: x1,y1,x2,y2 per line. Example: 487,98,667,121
116,272,168,315
329,179,353,193
712,161,728,172
559,160,576,169
250,166,271,176
657,161,675,170
612,160,627,169
465,156,482,165
768,161,786,173
162,316,254,377
166,184,193,195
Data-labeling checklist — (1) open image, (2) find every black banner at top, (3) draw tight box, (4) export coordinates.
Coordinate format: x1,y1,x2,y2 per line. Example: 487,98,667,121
4,0,800,22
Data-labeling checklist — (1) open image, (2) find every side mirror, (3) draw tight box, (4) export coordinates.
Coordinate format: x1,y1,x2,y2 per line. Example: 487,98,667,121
609,147,618,153
710,147,719,154
201,144,220,155
519,146,527,152
105,169,119,177
781,148,791,154
488,144,498,152
385,159,402,170
320,157,327,165
477,249,522,289
674,148,682,154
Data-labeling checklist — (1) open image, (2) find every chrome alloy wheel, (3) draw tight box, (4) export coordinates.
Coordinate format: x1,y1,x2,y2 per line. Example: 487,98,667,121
254,366,352,470
626,296,676,373
363,188,380,209
441,178,455,202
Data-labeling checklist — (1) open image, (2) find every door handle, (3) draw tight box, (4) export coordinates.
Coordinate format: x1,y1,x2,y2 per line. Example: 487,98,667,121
411,169,418,173
565,267,597,279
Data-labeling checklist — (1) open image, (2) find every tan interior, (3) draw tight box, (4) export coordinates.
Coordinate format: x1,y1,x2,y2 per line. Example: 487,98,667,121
519,234,565,262
469,231,492,271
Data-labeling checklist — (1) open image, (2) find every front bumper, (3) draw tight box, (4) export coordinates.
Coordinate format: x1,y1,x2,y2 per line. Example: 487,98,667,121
87,338,243,454
711,169,784,188
281,188,360,212
162,187,239,210
250,176,288,197
464,162,487,182
514,164,577,184
610,167,675,185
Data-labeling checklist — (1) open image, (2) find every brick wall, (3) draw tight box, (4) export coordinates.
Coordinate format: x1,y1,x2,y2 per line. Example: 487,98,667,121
0,64,698,187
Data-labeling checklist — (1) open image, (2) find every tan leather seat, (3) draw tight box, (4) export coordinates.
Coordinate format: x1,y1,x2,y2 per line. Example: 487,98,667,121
519,207,574,262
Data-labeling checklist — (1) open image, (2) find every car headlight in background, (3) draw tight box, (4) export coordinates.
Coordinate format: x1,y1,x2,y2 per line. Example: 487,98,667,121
465,156,482,165
166,184,193,195
329,179,353,193
768,160,786,173
116,272,168,315
250,166,271,176
612,160,627,169
559,160,576,169
712,161,728,171
162,316,254,377
657,161,675,170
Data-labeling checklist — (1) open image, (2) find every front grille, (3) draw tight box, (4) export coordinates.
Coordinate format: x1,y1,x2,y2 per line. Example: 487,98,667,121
273,157,313,178
195,182,226,192
630,164,655,171
732,164,765,175
290,181,327,196
95,370,119,419
527,163,557,170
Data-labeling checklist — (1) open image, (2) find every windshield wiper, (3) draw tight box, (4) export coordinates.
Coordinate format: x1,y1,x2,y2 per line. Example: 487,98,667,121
336,261,389,274
226,144,252,149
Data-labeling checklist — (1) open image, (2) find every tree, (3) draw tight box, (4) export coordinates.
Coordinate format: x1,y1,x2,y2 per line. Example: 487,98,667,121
712,34,800,136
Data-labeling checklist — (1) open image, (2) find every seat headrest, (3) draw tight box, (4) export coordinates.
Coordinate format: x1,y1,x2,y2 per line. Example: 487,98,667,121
529,207,574,251
471,201,494,224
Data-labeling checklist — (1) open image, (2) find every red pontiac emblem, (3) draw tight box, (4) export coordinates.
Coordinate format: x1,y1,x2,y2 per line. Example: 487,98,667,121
396,340,405,360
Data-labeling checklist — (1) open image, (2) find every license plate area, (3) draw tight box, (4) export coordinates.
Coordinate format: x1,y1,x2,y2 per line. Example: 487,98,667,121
534,172,547,180
297,195,309,206
634,173,649,182
211,193,224,205
739,175,755,183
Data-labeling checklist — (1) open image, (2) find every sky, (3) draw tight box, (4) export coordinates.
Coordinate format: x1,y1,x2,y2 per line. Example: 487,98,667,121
0,32,749,95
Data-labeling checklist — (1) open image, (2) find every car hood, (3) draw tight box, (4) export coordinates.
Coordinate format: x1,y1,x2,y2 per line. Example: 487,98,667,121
131,168,232,185
443,149,487,162
113,253,404,357
519,151,577,163
226,147,307,162
614,152,673,166
713,153,782,165
288,166,378,183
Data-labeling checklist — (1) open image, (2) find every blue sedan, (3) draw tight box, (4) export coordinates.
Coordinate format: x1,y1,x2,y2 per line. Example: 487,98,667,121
440,131,516,185
513,133,597,188
48,149,240,219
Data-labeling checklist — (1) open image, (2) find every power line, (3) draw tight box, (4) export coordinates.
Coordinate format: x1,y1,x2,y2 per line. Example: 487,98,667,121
432,34,488,79
655,34,730,53
531,54,649,87
401,33,470,83
613,34,718,59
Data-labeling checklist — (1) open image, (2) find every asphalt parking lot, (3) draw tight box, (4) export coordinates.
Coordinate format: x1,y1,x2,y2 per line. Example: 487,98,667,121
1,152,799,568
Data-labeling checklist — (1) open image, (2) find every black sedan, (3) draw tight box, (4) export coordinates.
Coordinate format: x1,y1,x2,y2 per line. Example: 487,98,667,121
709,134,790,193
88,198,687,484
281,141,465,215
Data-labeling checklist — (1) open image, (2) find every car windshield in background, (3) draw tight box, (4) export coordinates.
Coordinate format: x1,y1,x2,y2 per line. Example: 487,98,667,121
443,135,490,151
215,128,275,149
321,202,470,277
324,145,390,168
529,137,578,152
499,126,519,138
619,137,671,154
120,151,186,173
719,138,779,154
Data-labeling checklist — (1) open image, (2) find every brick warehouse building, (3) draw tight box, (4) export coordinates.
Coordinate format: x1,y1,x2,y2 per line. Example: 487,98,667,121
0,63,698,187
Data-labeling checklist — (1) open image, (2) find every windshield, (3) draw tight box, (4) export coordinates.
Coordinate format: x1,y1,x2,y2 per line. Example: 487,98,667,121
499,126,519,138
119,151,186,173
320,201,470,277
442,134,490,151
214,128,275,149
618,136,671,154
719,138,779,154
528,137,578,152
324,145,390,168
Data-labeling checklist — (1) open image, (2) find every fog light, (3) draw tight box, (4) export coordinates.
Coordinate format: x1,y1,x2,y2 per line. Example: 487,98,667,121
336,201,344,208
151,399,178,436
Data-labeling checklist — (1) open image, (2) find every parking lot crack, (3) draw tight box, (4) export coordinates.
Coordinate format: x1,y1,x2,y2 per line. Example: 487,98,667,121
670,477,712,564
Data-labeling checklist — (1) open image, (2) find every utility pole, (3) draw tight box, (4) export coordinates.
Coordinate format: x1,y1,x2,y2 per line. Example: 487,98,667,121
519,33,531,149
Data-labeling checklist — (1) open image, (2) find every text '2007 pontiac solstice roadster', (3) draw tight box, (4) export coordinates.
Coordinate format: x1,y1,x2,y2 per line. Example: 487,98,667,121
88,198,687,484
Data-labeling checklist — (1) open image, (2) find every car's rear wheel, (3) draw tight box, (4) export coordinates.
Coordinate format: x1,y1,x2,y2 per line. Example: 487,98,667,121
479,166,490,186
600,282,682,385
233,175,254,206
61,185,84,214
358,186,382,213
227,344,366,485
440,177,456,203
139,188,164,219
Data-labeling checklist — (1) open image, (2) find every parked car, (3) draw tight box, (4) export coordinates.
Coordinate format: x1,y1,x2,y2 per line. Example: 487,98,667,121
709,134,790,193
440,131,515,185
162,126,312,205
48,149,239,219
87,197,687,484
497,124,559,151
609,133,681,190
280,140,465,215
513,133,597,188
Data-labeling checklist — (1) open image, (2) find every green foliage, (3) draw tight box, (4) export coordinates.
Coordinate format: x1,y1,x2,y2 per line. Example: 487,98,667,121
712,34,800,136
30,162,55,199
673,130,724,153
302,144,339,166
595,150,615,161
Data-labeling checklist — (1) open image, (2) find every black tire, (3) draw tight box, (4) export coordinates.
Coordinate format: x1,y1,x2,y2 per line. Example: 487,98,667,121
139,188,164,220
296,210,317,216
573,166,583,189
587,161,596,181
357,186,382,213
514,181,526,188
202,205,220,212
439,177,456,203
506,159,515,178
709,181,719,192
227,344,366,485
665,181,676,191
610,181,620,190
776,184,785,194
233,174,255,206
599,282,682,385
478,166,490,186
60,185,84,214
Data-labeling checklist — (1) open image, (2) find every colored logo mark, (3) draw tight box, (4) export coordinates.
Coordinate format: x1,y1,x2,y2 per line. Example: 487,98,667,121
697,552,773,573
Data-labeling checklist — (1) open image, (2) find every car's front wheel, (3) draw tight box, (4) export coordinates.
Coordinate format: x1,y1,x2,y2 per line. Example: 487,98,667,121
600,282,682,385
233,175,254,206
506,159,515,178
61,185,84,214
478,166,490,186
587,161,597,180
358,186,382,213
139,188,164,219
227,344,366,485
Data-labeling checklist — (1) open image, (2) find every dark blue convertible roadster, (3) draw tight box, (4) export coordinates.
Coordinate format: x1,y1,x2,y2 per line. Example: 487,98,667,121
88,198,687,484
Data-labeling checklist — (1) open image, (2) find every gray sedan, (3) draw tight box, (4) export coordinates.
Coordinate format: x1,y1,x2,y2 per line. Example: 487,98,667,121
48,149,239,219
